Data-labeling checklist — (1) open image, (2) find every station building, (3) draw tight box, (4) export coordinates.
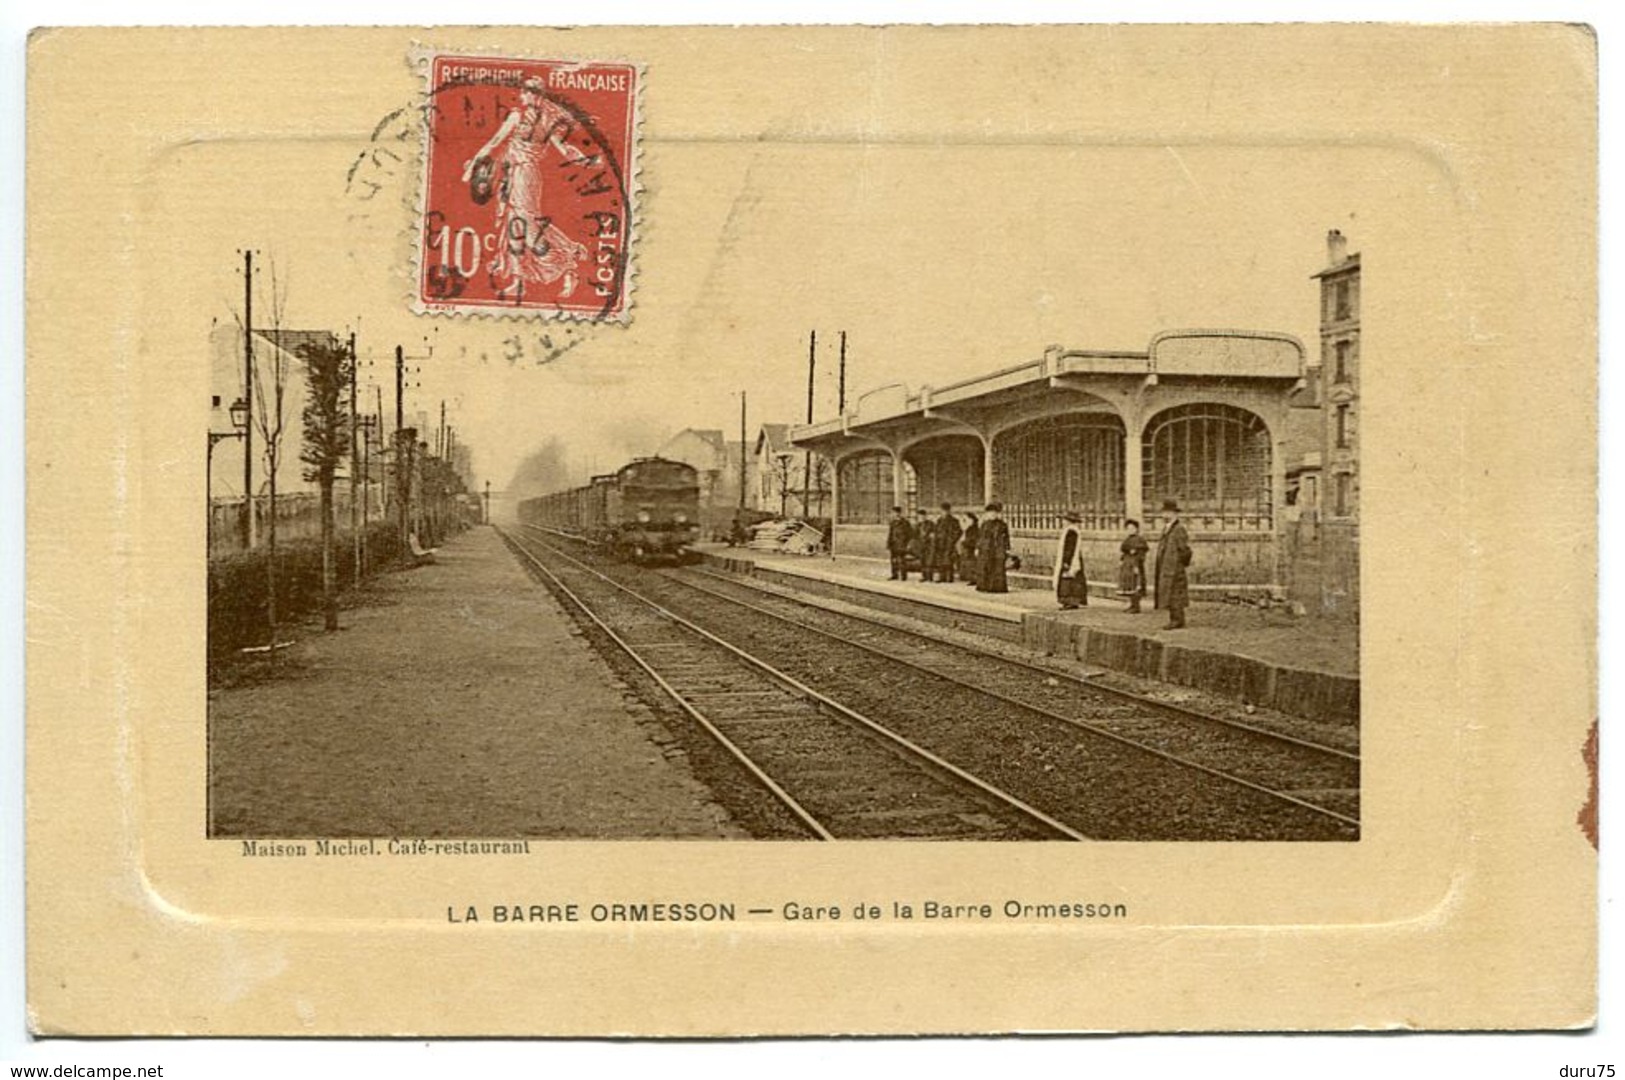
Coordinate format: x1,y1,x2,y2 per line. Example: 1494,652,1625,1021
790,329,1315,597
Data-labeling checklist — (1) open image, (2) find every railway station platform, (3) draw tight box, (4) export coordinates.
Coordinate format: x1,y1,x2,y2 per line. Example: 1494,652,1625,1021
208,526,744,838
696,544,1359,726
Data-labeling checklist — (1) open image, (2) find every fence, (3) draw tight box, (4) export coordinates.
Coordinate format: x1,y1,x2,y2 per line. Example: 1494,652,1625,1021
209,491,388,556
1005,504,1127,533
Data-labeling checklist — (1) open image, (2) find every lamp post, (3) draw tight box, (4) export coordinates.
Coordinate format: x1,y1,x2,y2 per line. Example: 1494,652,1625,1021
207,397,250,552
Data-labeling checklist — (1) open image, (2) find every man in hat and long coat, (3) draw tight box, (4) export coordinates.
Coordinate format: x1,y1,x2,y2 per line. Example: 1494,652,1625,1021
976,502,1010,594
1153,499,1192,628
929,502,962,583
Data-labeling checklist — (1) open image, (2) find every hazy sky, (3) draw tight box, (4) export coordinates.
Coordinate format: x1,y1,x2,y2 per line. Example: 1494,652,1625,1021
165,35,1454,498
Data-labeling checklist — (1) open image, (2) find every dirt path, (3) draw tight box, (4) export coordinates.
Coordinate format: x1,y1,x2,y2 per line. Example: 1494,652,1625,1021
208,527,745,838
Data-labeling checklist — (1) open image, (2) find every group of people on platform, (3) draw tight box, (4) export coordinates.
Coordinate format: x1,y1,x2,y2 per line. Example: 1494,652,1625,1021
1052,498,1191,628
885,499,1193,629
885,502,1013,594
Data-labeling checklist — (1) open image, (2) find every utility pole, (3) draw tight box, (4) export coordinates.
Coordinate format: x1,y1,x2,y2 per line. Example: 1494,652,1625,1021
360,414,372,570
738,390,747,511
395,344,409,546
438,399,446,459
803,330,816,518
838,330,847,412
826,329,846,521
484,480,491,525
375,387,386,515
349,330,360,584
384,336,434,546
242,250,255,549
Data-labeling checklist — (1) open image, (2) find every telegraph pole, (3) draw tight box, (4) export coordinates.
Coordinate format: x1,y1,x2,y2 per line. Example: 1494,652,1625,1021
484,480,491,525
394,344,409,546
360,413,373,570
386,338,435,546
738,390,747,511
375,386,386,514
242,250,255,548
838,330,847,412
349,330,360,583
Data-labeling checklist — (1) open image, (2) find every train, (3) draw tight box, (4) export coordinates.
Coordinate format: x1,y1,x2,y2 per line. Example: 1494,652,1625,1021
517,457,702,562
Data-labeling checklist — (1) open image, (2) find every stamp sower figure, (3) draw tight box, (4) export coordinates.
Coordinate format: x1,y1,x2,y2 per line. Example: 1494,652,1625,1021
462,77,593,300
1052,510,1087,609
1118,519,1149,613
911,509,934,580
976,502,1010,594
959,512,981,588
930,503,962,583
1153,499,1192,629
886,506,914,580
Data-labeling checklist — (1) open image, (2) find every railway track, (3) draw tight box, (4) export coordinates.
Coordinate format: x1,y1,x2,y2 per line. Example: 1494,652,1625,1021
515,527,1358,841
498,526,1081,841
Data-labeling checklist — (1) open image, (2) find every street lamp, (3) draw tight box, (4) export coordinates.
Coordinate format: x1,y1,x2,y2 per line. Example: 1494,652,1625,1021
207,398,249,550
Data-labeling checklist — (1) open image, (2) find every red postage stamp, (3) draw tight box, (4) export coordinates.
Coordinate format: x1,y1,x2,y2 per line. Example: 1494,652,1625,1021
415,51,641,321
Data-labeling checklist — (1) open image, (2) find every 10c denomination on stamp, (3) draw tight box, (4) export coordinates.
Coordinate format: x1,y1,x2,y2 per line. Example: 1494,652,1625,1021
415,51,641,321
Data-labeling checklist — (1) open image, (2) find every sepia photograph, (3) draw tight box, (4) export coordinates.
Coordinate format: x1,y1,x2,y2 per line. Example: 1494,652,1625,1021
204,46,1364,846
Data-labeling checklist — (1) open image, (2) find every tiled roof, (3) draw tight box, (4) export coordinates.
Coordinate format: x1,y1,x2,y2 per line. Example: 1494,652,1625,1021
756,423,791,454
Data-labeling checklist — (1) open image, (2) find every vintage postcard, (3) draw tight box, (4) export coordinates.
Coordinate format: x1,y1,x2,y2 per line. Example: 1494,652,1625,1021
24,24,1594,1034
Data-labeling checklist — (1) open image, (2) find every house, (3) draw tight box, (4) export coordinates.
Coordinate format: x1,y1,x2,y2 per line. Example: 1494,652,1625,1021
657,428,748,537
754,423,830,519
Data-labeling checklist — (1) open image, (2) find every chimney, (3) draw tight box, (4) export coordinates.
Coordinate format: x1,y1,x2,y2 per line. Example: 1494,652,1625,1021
1327,229,1348,266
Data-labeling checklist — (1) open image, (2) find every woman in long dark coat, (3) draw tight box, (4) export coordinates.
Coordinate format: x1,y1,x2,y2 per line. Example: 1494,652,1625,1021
1052,511,1086,609
909,509,933,579
976,503,1010,594
959,513,981,587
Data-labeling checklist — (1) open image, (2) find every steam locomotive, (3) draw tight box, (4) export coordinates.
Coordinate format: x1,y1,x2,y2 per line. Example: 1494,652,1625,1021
517,457,701,562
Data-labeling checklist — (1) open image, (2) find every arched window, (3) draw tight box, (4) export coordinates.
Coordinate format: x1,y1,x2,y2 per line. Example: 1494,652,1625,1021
1142,404,1272,531
902,435,984,510
836,451,915,524
990,413,1126,531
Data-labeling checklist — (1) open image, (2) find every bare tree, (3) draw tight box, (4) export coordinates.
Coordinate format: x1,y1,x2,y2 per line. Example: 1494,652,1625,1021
299,338,352,631
768,453,829,519
245,258,291,649
811,455,832,518
772,454,793,517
